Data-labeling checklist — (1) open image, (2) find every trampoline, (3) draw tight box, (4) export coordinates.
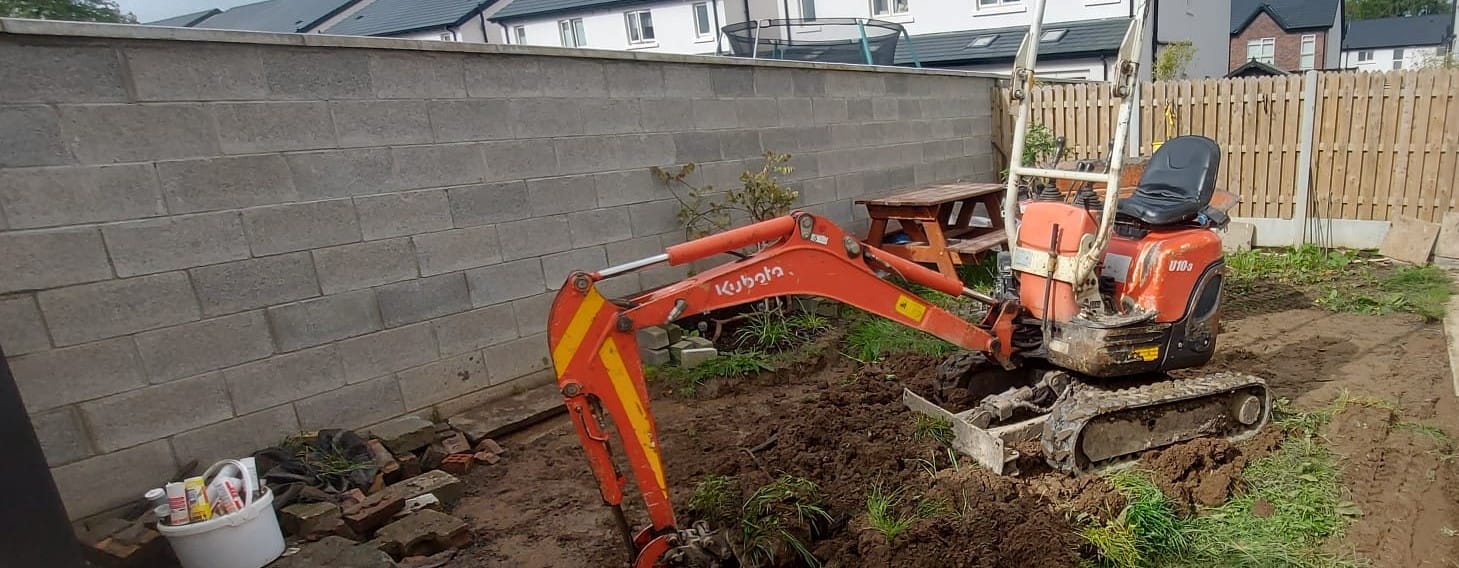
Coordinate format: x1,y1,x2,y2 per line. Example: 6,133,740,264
721,18,921,67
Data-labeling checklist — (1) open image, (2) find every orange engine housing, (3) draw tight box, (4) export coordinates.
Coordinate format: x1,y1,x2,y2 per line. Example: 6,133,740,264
1016,201,1098,322
1102,225,1223,322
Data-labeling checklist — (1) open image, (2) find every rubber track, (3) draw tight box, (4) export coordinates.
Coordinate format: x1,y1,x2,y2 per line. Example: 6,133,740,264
1041,371,1269,472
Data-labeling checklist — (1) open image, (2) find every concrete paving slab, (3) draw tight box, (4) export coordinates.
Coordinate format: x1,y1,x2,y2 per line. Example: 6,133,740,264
1379,216,1439,265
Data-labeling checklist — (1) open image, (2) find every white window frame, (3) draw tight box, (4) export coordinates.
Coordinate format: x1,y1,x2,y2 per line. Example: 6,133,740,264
1357,49,1373,62
625,9,656,46
438,32,454,41
513,25,526,44
559,18,585,47
1247,37,1275,65
871,0,909,16
975,0,1023,16
799,0,817,19
1299,34,1316,70
692,2,714,39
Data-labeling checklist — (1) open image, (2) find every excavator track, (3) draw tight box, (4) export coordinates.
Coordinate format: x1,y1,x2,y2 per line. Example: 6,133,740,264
1042,372,1270,472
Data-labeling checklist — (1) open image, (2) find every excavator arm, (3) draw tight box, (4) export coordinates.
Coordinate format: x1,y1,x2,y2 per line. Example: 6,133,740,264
546,211,1018,567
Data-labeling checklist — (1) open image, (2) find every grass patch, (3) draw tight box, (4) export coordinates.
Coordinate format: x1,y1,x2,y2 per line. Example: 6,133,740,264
864,483,941,544
1226,246,1454,321
911,413,955,446
1081,469,1190,568
690,474,831,567
648,350,775,396
844,316,958,362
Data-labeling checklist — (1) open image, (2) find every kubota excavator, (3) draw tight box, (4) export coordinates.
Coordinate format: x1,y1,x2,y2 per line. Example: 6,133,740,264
545,1,1268,565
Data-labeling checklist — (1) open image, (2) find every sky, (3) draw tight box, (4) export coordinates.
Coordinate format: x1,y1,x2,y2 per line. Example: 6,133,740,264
117,0,255,23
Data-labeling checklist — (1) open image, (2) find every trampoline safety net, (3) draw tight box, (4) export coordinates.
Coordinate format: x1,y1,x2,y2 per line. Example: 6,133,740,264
722,18,908,66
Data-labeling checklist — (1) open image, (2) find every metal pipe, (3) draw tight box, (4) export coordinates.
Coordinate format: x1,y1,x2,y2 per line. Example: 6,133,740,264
1012,166,1109,184
961,287,998,306
751,20,762,58
1001,0,1051,250
598,253,671,279
856,19,874,65
902,28,922,68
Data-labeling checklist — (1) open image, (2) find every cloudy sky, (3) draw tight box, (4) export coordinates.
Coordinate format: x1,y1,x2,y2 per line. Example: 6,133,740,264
116,0,254,23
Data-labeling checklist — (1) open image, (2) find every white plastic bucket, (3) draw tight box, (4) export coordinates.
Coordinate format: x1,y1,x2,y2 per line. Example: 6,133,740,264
157,460,284,568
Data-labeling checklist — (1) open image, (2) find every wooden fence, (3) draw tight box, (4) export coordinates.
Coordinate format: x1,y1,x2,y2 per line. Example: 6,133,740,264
992,69,1459,224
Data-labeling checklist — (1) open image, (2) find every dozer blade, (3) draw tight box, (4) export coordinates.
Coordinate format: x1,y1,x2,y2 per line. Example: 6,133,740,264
903,388,1046,475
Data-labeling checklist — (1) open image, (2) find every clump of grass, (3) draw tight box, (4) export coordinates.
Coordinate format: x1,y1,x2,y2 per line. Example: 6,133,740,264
1081,469,1189,567
844,317,957,362
864,483,919,544
911,413,955,446
648,351,775,396
739,475,832,568
1226,246,1454,321
689,475,742,523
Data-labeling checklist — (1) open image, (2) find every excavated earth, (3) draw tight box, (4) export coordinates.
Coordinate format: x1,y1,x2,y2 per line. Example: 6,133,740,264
452,285,1459,567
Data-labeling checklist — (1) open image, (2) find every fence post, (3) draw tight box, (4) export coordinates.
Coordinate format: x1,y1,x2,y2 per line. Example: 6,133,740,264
1292,70,1320,245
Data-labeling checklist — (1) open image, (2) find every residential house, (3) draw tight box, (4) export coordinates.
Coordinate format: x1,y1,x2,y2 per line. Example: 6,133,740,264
1228,0,1344,74
1341,15,1453,71
491,0,733,55
146,9,221,28
143,0,363,33
323,0,509,43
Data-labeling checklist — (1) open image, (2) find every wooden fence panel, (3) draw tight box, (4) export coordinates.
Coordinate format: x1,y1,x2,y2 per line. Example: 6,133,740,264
991,69,1459,223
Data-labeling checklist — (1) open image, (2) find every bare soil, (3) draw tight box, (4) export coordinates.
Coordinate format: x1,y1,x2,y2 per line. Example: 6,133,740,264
450,299,1459,567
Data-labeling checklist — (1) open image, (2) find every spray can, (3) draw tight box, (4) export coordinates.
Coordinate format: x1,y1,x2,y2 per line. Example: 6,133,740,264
164,482,189,525
183,476,211,523
240,457,260,496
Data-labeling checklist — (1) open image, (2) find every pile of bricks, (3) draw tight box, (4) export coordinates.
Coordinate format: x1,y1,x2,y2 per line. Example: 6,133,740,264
638,324,719,368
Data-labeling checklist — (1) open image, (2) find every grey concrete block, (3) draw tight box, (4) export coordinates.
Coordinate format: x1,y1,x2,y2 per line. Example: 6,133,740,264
778,99,814,126
639,99,693,132
797,177,837,205
286,148,397,200
432,304,518,357
709,67,754,96
295,375,404,431
262,47,372,100
580,99,642,135
29,407,93,467
1220,222,1256,253
538,59,607,98
123,44,268,101
190,252,320,317
848,99,874,121
59,103,220,165
392,144,484,190
212,101,335,154
157,154,298,214
640,347,671,366
0,105,69,167
480,138,558,182
243,199,361,256
595,169,666,207
170,404,300,470
81,372,233,453
791,70,826,96
483,333,551,385
628,199,682,238
355,190,452,240
369,51,466,99
428,99,512,143
568,207,632,247
462,56,540,98
1436,212,1459,259
336,323,437,384
605,235,664,265
0,43,125,102
509,98,584,139
720,130,763,159
39,272,200,347
662,65,713,97
496,215,572,261
605,61,665,97
692,99,738,130
367,415,434,454
0,295,48,356
753,68,794,96
872,98,898,120
313,239,417,294
541,246,607,291
527,174,598,216
0,164,164,229
10,337,146,413
835,172,867,199
223,345,346,414
637,326,672,350
674,131,722,163
897,99,922,119
678,347,719,368
266,289,382,352
0,227,112,294
332,100,432,148
556,134,675,175
51,440,177,520
812,98,849,124
396,351,489,410
448,181,529,227
413,225,502,277
465,259,545,307
737,98,780,127
1380,216,1440,265
103,212,251,277
511,293,553,337
134,311,274,384
377,273,471,328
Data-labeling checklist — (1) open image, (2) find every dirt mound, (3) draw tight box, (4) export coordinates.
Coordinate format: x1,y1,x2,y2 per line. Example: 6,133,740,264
1137,438,1250,513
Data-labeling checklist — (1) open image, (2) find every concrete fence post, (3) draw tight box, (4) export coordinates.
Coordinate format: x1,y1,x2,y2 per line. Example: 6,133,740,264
1292,70,1320,245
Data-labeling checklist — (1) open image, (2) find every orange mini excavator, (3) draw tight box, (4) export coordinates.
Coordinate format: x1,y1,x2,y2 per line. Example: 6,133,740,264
545,1,1267,565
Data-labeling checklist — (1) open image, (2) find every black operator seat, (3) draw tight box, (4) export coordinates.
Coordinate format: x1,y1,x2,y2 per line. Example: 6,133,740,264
1117,135,1221,225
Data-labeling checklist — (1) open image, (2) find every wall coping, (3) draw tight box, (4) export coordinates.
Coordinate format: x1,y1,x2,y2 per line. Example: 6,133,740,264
0,17,1012,80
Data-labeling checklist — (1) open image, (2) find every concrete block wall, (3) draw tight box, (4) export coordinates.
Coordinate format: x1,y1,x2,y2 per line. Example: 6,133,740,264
0,18,995,520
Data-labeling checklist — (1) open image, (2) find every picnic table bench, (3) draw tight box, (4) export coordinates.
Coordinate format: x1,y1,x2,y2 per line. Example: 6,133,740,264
857,181,1007,279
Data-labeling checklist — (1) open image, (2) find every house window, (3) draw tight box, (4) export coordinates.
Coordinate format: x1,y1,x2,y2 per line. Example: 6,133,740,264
625,10,655,44
1247,37,1275,65
693,3,713,37
801,0,817,19
978,0,1020,7
1299,34,1316,69
1040,29,1067,42
513,25,526,44
439,32,453,41
872,0,909,16
1357,49,1373,62
968,34,998,48
559,18,585,47
1393,48,1405,69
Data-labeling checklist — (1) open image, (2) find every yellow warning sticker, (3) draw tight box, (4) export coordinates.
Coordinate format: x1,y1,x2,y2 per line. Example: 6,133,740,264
1133,345,1160,361
895,295,927,322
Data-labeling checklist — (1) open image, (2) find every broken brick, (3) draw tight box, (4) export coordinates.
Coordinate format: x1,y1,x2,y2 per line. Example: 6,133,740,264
474,438,504,455
396,452,421,478
342,489,405,537
421,444,447,471
473,451,500,465
439,432,471,455
439,453,474,475
281,502,344,539
367,439,400,479
369,510,472,560
387,470,464,507
338,489,367,509
398,494,441,518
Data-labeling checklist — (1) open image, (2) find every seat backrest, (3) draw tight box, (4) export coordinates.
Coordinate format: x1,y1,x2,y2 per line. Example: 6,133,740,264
1136,135,1221,207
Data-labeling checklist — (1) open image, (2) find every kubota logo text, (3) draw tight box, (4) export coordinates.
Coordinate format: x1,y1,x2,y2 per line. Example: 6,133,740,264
714,266,787,297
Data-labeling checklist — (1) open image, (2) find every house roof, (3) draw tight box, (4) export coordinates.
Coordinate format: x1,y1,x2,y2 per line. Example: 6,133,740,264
894,17,1131,66
326,0,497,36
187,0,359,33
1227,59,1288,77
145,8,220,27
1344,15,1453,49
1231,0,1341,34
491,0,653,21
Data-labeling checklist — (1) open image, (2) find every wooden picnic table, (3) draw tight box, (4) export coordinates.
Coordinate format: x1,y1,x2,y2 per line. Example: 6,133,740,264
857,181,1007,278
